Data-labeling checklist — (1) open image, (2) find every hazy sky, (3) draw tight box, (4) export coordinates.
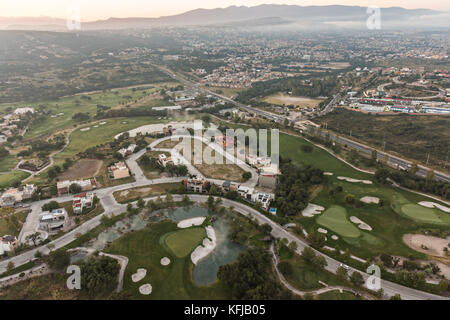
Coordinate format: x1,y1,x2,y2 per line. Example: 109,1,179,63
1,0,449,21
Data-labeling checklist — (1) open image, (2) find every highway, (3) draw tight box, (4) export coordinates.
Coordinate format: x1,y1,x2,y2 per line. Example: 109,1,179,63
156,64,450,184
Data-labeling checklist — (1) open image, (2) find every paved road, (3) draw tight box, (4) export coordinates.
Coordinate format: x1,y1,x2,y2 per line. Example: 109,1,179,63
269,243,374,300
156,64,450,183
2,190,448,300
314,130,450,183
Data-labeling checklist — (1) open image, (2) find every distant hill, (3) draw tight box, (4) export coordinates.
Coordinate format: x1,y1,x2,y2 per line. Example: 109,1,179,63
0,4,448,31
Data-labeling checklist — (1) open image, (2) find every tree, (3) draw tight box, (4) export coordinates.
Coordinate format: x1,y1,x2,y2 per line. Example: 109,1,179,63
288,241,298,252
344,194,355,205
312,255,327,270
390,294,402,300
350,271,364,286
7,261,14,271
438,280,448,293
300,247,316,264
69,183,82,194
80,256,120,296
217,248,284,300
42,201,61,212
336,266,348,281
47,250,70,270
260,224,272,235
242,172,252,181
26,232,42,246
137,197,145,209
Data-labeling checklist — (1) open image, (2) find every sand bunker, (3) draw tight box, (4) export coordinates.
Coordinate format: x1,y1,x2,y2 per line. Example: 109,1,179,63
418,202,450,213
177,217,206,229
160,257,171,266
403,234,450,257
318,228,328,234
139,284,152,295
350,216,372,231
360,196,380,204
80,127,90,132
131,268,147,282
337,176,372,184
331,235,339,240
99,121,107,125
324,172,333,176
191,226,217,265
302,203,325,217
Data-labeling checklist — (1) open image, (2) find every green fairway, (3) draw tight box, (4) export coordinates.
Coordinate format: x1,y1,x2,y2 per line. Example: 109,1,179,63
316,205,361,238
105,221,230,300
163,227,206,258
401,204,450,225
22,84,169,140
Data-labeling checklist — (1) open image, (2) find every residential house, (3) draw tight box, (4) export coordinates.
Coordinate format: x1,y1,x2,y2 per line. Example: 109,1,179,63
39,208,68,232
184,176,209,193
57,179,96,195
118,144,137,158
72,193,94,214
108,162,130,180
0,235,18,255
0,184,36,207
237,185,254,200
252,192,274,210
158,154,174,167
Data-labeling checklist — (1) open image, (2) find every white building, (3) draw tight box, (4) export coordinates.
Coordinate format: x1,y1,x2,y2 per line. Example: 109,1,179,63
0,184,36,207
39,209,68,232
0,235,18,255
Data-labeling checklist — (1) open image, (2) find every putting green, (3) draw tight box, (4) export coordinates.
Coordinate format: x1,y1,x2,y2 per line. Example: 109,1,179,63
316,205,361,238
401,204,450,225
163,227,206,258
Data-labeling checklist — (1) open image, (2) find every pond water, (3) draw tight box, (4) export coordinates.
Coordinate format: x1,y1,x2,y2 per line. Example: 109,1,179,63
193,217,244,286
82,205,244,285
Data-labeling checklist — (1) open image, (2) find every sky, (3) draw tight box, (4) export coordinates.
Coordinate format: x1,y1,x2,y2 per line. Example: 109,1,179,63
1,0,449,21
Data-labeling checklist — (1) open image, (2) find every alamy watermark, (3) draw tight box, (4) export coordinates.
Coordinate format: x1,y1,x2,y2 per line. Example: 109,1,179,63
366,6,381,30
67,3,81,31
365,264,381,291
66,265,81,290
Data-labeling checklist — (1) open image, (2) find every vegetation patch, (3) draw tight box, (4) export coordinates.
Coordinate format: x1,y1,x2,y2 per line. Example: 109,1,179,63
316,205,361,238
162,227,206,258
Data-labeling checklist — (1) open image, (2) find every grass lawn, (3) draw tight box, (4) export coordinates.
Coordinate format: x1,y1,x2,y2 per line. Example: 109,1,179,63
162,227,206,258
0,155,18,172
23,84,174,140
278,247,347,291
400,204,450,225
105,221,231,300
317,290,362,300
0,170,30,189
316,205,361,238
0,208,29,236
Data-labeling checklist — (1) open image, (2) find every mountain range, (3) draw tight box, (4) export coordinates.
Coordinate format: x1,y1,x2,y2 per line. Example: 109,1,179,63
0,4,449,31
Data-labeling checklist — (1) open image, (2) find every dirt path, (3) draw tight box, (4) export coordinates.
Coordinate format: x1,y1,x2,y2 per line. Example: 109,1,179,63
99,252,129,293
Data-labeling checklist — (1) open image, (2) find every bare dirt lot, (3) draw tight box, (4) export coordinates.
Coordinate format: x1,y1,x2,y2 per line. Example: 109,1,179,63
59,159,103,180
403,234,450,257
263,93,324,108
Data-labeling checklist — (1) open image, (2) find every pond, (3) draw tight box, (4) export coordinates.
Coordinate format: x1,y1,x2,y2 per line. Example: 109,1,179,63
82,205,245,285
